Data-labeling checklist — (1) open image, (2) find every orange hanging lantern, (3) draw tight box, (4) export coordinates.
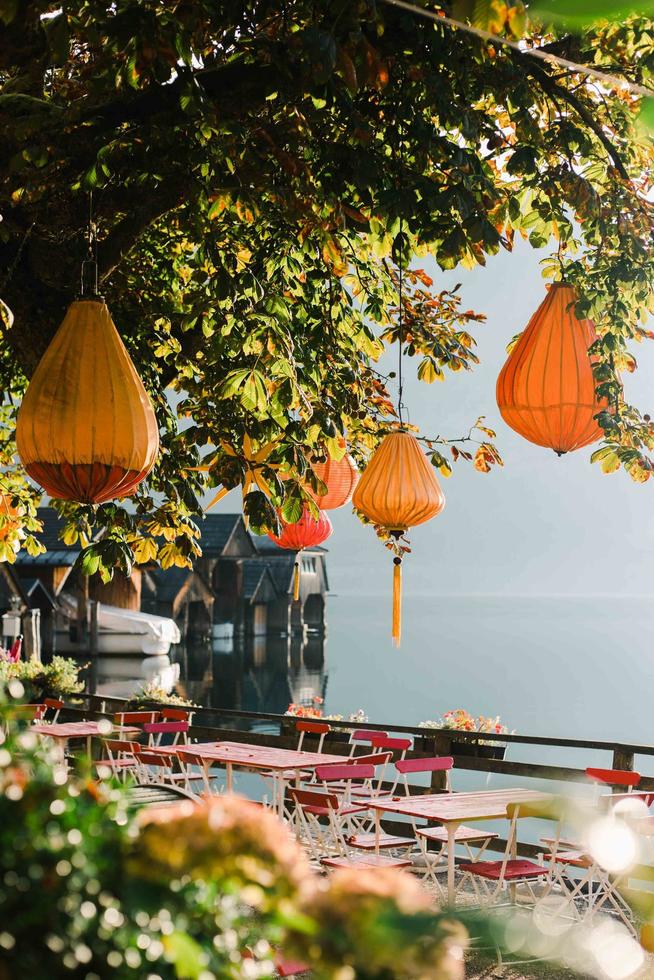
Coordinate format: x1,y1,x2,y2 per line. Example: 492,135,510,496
353,431,445,646
268,507,333,600
496,283,604,455
16,298,159,503
310,443,359,510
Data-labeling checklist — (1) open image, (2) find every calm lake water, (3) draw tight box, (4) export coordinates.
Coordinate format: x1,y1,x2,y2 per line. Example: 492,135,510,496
95,594,652,747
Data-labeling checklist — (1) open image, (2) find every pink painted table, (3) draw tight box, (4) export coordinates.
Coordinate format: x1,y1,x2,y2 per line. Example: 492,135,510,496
177,741,344,815
32,720,132,759
368,788,551,905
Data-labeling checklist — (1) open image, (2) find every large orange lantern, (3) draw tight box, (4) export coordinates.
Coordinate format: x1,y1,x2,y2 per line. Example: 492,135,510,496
268,507,333,600
353,431,445,645
310,444,359,510
16,299,159,503
496,283,603,455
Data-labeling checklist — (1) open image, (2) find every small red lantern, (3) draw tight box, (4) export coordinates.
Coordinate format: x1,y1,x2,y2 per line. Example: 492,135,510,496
311,448,359,510
268,507,333,600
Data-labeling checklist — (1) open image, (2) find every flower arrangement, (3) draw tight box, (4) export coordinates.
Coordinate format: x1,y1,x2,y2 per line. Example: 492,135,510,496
129,681,195,707
286,698,368,724
419,708,511,744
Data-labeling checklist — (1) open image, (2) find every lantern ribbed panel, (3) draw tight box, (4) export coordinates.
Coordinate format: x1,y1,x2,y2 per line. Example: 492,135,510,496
352,431,445,530
16,299,159,503
268,507,333,550
496,284,603,455
312,453,359,510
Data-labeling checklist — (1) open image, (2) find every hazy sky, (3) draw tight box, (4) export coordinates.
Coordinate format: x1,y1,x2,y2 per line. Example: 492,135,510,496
212,239,654,598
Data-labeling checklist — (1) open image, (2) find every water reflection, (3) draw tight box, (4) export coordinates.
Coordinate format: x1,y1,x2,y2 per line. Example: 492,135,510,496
91,654,180,700
172,632,327,716
88,632,327,718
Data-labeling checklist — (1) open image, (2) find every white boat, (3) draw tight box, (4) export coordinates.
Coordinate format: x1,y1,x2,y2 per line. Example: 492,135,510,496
56,594,181,656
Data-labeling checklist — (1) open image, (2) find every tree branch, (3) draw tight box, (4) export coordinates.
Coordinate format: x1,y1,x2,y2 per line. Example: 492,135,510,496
519,54,631,183
99,179,188,281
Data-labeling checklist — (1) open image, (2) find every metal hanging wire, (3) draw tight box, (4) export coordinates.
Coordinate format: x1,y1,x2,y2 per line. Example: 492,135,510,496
396,222,406,428
80,191,99,298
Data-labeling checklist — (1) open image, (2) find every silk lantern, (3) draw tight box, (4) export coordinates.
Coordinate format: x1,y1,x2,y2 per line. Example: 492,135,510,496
353,431,445,645
311,444,359,510
268,507,333,600
16,298,159,503
496,283,603,455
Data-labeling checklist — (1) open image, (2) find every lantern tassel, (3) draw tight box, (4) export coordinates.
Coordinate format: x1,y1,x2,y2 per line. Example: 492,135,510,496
293,559,301,601
392,558,402,647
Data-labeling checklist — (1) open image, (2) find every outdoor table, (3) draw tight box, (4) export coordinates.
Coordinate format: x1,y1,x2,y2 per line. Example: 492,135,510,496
176,741,345,816
367,788,552,905
32,721,139,761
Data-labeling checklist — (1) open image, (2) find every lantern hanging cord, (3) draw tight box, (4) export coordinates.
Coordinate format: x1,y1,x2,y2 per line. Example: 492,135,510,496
80,191,99,298
397,232,406,427
379,0,654,101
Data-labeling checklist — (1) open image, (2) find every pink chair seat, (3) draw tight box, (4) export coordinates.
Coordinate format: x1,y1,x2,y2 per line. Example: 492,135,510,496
459,859,548,881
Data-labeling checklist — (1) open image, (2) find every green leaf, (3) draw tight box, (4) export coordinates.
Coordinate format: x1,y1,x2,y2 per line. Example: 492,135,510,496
163,931,206,980
531,0,654,27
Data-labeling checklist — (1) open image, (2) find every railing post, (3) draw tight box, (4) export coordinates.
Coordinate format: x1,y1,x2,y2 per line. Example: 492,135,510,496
612,746,634,772
430,733,452,792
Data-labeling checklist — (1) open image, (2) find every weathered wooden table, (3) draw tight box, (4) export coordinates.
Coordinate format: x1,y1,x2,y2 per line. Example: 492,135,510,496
367,788,552,904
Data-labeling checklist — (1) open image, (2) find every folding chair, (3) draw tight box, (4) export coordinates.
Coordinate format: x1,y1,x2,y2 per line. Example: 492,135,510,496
314,763,415,855
394,757,498,893
43,698,64,722
96,739,141,781
295,720,331,752
161,707,195,725
586,767,641,796
369,734,412,761
459,803,550,908
133,748,189,790
113,710,159,734
347,729,388,757
142,720,190,748
287,785,368,863
176,748,225,796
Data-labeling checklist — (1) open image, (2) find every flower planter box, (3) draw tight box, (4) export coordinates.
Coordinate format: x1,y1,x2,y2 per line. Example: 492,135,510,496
415,733,506,761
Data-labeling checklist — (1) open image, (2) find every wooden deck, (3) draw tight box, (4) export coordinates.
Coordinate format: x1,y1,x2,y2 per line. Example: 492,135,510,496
61,693,654,878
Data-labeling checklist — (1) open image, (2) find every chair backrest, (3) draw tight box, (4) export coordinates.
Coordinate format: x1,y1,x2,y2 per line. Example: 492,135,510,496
369,735,412,753
42,697,64,722
348,729,389,756
395,755,454,793
162,707,193,723
396,755,454,775
295,720,330,752
586,767,641,790
345,751,393,767
143,720,189,746
176,749,207,767
295,720,330,734
103,739,141,756
114,711,160,726
287,786,340,810
134,749,175,768
315,763,375,783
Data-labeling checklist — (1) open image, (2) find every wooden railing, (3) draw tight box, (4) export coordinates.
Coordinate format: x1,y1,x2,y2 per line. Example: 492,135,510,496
59,693,654,876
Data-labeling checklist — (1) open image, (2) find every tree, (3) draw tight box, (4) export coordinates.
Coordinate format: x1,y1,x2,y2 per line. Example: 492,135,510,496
0,0,653,578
